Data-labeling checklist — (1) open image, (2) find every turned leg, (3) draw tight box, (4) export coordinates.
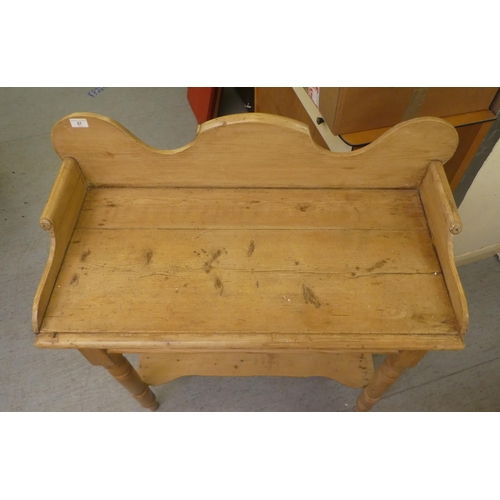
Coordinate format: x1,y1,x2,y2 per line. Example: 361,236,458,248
356,350,426,412
79,349,159,411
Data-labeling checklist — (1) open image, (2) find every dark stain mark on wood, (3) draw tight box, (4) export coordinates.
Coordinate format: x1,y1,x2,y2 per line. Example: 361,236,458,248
193,250,201,256
412,313,425,321
441,318,458,327
214,277,224,296
234,365,238,369
146,250,153,264
80,249,91,262
366,259,388,272
201,248,207,254
256,281,259,288
247,240,255,257
52,332,58,339
106,202,116,207
183,283,188,287
205,249,222,273
303,284,321,308
250,200,260,204
72,240,81,244
98,223,104,226
295,261,299,266
298,203,311,212
70,274,79,286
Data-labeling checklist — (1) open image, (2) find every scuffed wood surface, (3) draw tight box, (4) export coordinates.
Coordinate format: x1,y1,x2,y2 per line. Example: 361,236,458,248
356,350,427,411
33,112,468,411
137,351,375,388
79,349,158,410
51,112,458,189
419,162,469,334
39,187,460,351
78,187,428,231
32,158,87,332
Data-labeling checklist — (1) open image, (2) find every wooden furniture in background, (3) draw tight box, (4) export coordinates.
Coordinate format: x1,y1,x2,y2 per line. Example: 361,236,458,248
255,87,499,191
318,87,498,135
33,112,468,411
343,111,496,191
255,87,329,149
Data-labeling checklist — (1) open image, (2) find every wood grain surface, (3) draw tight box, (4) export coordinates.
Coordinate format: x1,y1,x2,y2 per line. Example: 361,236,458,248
78,187,428,230
32,158,87,332
37,185,462,351
137,351,374,388
51,112,458,189
419,162,469,334
31,110,469,411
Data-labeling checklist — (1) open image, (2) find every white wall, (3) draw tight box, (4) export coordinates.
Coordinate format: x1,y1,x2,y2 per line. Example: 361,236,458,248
454,138,500,264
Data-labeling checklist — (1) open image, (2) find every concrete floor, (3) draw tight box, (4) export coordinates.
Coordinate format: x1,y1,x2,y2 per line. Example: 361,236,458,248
1,87,499,411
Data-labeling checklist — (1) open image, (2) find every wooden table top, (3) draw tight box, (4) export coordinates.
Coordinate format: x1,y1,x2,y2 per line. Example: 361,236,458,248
34,112,467,353
37,186,460,352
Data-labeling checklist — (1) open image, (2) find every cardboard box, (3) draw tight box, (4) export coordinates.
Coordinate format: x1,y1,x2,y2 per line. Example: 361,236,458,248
318,87,498,135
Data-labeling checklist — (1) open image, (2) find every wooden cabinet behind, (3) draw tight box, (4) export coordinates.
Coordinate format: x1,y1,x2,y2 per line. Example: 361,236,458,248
254,87,329,149
319,87,498,135
440,120,493,191
255,87,499,191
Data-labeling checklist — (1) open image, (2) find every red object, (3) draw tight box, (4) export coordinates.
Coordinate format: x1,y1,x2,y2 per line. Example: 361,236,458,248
187,87,219,124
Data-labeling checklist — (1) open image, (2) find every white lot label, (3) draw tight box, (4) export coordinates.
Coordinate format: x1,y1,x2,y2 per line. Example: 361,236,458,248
69,118,89,128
